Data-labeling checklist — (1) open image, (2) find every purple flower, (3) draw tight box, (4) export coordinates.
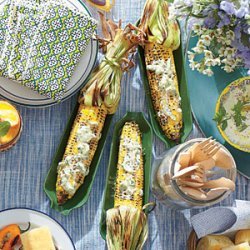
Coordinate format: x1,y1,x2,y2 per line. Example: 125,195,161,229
235,7,247,18
234,25,242,39
220,1,236,15
217,11,231,28
202,4,218,16
204,16,217,28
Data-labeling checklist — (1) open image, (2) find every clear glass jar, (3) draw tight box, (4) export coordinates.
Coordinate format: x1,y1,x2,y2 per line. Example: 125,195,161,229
151,138,237,209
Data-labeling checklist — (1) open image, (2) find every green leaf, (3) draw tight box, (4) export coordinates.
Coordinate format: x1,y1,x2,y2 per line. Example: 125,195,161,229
232,100,245,113
232,100,248,129
239,123,247,132
221,120,228,131
0,121,11,137
213,106,227,125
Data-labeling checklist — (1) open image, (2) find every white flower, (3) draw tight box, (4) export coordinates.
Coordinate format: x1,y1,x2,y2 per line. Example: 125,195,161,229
201,35,212,46
202,67,213,76
189,61,197,70
225,38,232,46
212,58,221,66
226,30,235,40
192,46,203,53
217,35,226,44
218,46,226,55
204,50,213,59
215,28,223,35
223,58,238,69
223,65,234,73
192,40,206,53
188,51,195,61
193,24,201,34
194,62,202,71
205,58,213,66
224,47,235,59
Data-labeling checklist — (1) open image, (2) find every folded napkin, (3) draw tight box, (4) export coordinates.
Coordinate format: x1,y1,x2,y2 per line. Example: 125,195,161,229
191,200,250,239
8,0,42,79
0,1,16,77
21,2,97,100
0,0,97,100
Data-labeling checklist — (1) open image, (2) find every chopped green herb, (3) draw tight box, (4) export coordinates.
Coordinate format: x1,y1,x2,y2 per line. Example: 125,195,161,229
232,100,248,131
213,106,230,130
214,100,249,132
0,121,11,137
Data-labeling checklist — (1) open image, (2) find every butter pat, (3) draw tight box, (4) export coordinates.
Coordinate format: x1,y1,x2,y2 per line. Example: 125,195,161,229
21,227,55,250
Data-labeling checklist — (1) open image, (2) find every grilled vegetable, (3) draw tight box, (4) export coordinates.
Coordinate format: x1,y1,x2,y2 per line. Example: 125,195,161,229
56,17,143,205
139,0,183,141
0,224,20,250
56,105,107,205
114,122,144,209
106,206,148,250
106,122,149,250
0,223,30,250
79,14,143,114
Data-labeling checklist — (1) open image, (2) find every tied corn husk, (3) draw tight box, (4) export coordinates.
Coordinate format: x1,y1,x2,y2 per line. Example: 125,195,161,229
139,0,180,50
79,14,144,114
106,206,149,250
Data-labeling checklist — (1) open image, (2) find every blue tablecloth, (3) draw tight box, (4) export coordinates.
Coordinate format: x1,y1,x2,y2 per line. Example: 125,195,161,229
0,1,249,249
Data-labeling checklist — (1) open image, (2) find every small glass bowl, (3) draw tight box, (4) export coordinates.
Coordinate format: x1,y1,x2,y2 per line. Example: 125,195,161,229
151,138,237,209
0,100,23,152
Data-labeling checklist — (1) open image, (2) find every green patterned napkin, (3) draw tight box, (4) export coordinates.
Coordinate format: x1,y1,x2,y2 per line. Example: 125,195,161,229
8,1,42,80
0,4,11,67
0,2,16,77
21,3,97,100
0,0,97,101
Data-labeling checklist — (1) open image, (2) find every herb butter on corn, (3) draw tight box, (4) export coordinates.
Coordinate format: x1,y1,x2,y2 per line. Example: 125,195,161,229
114,121,144,209
56,104,107,205
106,121,149,250
139,0,183,141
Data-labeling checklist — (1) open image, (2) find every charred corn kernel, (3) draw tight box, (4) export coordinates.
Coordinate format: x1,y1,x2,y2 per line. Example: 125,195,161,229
56,104,107,205
114,122,143,209
145,43,183,141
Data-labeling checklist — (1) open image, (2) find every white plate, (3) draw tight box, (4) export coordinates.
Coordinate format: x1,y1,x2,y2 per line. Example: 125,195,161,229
0,208,75,250
0,0,98,107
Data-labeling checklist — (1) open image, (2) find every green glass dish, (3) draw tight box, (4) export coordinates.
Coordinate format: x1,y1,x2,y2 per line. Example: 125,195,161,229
137,24,193,148
44,103,113,215
99,112,153,240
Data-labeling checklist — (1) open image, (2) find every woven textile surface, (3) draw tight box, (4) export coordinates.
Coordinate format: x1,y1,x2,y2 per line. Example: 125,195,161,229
0,0,249,249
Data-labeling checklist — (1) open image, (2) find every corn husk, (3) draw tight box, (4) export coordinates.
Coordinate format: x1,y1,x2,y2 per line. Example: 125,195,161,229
139,0,180,50
79,14,143,114
106,206,148,250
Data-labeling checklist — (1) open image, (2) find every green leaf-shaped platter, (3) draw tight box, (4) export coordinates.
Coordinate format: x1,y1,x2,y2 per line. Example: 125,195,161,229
99,112,153,240
44,103,113,215
137,22,193,148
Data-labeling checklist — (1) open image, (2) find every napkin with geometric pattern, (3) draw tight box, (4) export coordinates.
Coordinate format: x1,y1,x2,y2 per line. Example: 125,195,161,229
0,0,97,101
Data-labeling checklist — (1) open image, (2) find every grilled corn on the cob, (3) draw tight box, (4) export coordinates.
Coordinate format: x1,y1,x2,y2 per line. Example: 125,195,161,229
55,18,143,205
145,43,182,140
114,121,143,209
140,0,183,141
106,121,149,250
56,104,107,205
